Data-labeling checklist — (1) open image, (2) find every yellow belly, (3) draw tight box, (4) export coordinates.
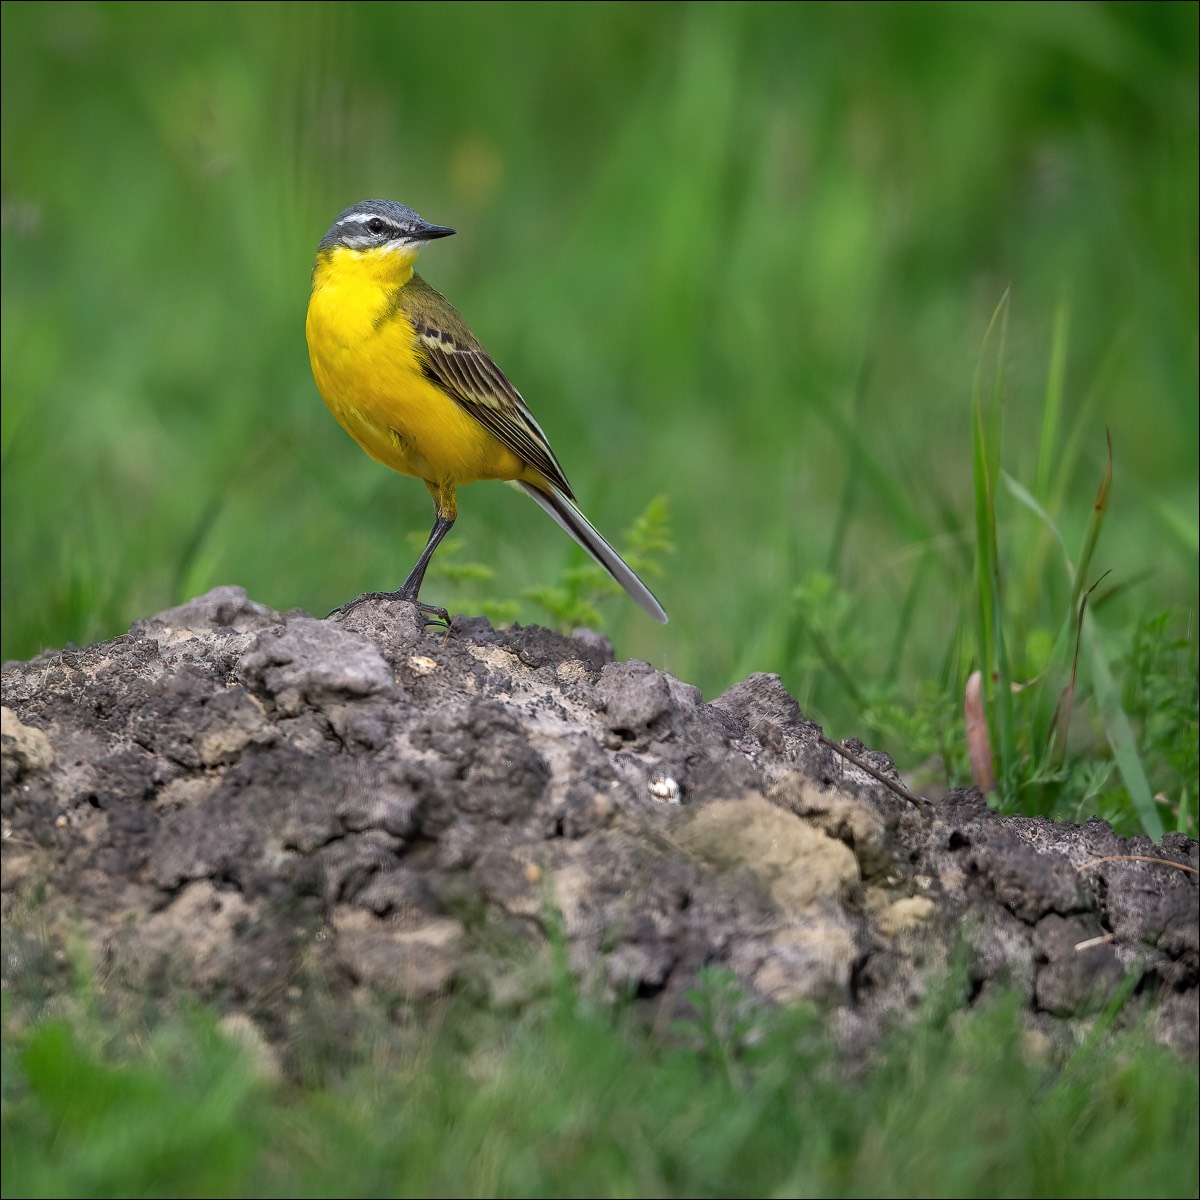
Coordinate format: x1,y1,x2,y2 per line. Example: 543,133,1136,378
306,271,523,486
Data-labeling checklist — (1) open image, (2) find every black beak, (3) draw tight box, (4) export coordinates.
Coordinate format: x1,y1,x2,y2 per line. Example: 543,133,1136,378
415,222,456,241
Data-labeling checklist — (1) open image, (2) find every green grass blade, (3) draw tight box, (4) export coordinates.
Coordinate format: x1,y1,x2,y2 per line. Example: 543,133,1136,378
1034,295,1070,506
1071,430,1114,614
1081,616,1165,841
971,292,1016,794
811,400,933,549
1151,494,1200,556
1002,471,1072,572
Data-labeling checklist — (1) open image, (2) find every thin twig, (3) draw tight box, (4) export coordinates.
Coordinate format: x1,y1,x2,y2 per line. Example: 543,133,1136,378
1075,854,1198,875
818,733,933,812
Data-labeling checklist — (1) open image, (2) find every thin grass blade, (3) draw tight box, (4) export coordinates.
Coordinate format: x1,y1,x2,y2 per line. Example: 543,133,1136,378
1081,616,1165,841
1070,430,1113,614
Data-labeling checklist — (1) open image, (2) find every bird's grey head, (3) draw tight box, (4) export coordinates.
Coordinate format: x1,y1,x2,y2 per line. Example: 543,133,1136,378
318,199,456,253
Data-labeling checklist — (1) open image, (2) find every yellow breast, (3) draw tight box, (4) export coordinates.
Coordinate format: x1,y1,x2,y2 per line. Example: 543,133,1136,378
306,246,509,484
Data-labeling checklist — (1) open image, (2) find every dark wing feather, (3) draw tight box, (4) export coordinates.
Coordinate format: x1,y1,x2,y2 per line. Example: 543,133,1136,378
403,274,574,498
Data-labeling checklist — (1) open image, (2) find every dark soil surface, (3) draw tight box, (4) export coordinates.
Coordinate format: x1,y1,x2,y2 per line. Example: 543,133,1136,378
3,587,1195,1064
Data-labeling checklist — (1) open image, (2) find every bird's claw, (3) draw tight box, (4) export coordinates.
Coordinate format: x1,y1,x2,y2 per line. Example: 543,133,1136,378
327,591,450,629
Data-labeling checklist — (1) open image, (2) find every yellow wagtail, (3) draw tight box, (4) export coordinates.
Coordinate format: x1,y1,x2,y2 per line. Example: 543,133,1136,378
306,198,668,625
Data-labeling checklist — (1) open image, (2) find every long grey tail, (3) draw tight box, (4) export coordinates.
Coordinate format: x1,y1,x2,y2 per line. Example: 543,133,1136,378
511,481,668,623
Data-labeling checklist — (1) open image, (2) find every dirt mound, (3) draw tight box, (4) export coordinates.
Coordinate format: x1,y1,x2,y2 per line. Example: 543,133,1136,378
3,586,1195,1059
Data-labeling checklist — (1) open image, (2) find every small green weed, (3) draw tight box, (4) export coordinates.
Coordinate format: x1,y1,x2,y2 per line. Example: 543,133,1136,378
419,495,673,634
524,494,672,633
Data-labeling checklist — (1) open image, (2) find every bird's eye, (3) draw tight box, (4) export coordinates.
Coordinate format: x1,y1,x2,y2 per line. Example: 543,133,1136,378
366,217,387,235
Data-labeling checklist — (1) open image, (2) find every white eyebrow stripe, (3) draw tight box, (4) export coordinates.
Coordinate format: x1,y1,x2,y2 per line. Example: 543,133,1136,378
338,213,410,241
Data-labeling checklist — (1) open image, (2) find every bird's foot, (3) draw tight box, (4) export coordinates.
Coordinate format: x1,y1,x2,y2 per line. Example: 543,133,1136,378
327,591,451,629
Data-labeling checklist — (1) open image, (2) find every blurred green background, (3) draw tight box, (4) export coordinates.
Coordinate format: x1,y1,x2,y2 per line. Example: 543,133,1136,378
2,1,1196,736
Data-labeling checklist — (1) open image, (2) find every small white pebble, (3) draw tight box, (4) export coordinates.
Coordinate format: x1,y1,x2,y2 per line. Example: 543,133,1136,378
649,776,681,804
407,655,438,676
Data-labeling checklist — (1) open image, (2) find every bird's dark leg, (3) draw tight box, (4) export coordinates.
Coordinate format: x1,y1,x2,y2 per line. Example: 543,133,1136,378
329,481,457,625
390,510,455,622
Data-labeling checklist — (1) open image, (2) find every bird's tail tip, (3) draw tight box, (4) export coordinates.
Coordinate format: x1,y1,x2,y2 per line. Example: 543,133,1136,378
512,481,668,623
